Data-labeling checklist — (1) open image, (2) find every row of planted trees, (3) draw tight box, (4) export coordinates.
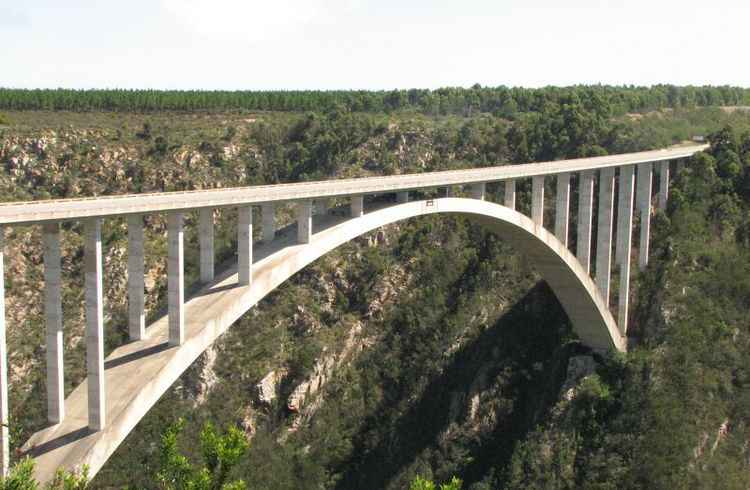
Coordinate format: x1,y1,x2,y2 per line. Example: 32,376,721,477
0,85,748,116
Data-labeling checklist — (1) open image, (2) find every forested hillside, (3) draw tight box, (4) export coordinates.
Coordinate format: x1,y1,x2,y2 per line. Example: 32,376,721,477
0,90,748,488
1,85,749,115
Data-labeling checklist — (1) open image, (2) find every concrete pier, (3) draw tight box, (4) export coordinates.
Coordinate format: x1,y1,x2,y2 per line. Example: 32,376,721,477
262,204,275,243
127,216,145,341
43,223,64,424
167,213,184,347
397,191,409,203
504,180,516,209
0,228,7,476
351,195,364,218
315,199,329,216
555,173,570,246
238,206,253,286
616,166,635,334
577,170,595,273
199,209,214,283
595,168,615,304
659,161,669,211
469,183,486,200
297,201,313,244
532,176,545,226
84,218,105,431
445,187,455,197
636,163,653,270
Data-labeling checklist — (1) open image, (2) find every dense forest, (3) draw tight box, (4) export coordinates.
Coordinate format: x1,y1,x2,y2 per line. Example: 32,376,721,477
1,85,749,116
0,87,749,488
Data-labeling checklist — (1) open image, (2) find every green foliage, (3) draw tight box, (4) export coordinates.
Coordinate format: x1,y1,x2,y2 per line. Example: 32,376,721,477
0,458,88,490
156,418,248,490
0,113,10,125
410,475,463,490
1,86,748,115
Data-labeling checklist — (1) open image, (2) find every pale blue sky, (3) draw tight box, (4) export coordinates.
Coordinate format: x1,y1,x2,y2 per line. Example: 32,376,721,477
1,0,748,90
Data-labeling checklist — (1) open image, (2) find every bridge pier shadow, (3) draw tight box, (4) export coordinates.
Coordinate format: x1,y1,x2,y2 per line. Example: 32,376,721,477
333,282,591,490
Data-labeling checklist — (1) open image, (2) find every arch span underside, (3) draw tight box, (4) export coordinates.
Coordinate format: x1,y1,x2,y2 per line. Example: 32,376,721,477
24,197,624,482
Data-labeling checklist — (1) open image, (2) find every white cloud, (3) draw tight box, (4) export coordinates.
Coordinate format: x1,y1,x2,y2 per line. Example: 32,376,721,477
161,0,360,43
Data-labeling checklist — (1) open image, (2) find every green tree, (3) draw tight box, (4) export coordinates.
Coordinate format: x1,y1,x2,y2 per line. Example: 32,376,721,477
156,418,248,490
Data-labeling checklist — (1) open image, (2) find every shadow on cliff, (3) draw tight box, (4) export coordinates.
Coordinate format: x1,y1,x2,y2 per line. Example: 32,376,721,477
333,281,590,490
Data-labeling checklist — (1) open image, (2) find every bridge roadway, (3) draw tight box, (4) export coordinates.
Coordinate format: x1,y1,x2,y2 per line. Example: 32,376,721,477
22,198,622,482
0,145,706,225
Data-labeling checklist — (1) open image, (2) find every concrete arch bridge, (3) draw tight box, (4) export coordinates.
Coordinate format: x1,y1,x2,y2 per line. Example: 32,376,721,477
0,144,706,482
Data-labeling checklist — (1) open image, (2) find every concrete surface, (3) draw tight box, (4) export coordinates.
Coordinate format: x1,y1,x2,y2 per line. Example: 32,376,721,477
0,146,706,226
22,198,624,484
43,223,64,424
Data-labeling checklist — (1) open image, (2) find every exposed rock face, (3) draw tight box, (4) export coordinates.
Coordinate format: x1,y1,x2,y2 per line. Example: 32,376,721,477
560,355,598,402
287,322,364,420
255,369,287,406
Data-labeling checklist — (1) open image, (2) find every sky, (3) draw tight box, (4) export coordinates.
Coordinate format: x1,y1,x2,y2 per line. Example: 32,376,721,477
1,0,749,90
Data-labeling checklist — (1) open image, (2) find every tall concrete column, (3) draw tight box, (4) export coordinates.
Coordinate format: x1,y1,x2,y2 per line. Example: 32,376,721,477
504,180,516,209
43,223,64,424
554,173,570,246
636,163,653,271
616,166,635,335
577,170,595,274
85,218,105,431
595,168,615,305
397,191,409,203
297,201,313,244
238,206,253,286
531,176,545,226
315,199,329,216
199,209,214,283
445,186,455,197
658,161,670,211
262,203,275,243
469,182,486,200
127,215,145,341
351,195,364,218
0,227,8,476
167,213,184,347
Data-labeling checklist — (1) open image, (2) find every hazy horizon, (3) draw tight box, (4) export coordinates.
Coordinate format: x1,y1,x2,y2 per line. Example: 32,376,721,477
2,0,749,91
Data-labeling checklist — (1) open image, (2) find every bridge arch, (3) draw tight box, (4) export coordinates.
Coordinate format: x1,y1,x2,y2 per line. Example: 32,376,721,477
25,197,624,482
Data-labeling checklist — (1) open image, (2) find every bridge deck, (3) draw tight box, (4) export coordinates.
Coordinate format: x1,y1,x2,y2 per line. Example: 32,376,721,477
0,145,706,225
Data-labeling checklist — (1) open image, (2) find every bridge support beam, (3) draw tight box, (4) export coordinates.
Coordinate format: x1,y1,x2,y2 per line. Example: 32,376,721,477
595,168,615,304
469,183,486,200
636,163,653,271
445,186,455,197
128,216,146,341
397,191,409,203
0,228,7,477
504,180,516,209
577,170,595,274
658,161,669,211
351,195,364,218
531,176,545,226
616,166,635,335
43,223,64,424
167,213,184,347
315,199,329,216
297,201,313,244
199,209,214,283
238,206,253,286
85,218,105,431
262,204,275,243
555,173,570,246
